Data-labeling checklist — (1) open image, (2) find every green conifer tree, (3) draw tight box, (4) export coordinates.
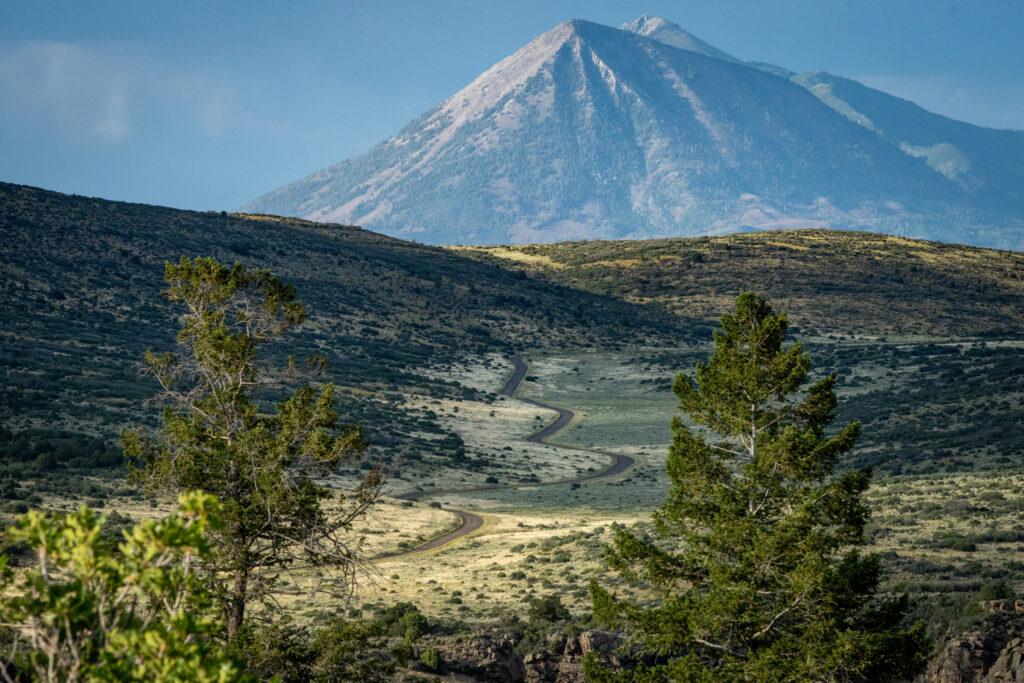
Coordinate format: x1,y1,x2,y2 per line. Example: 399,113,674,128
590,293,927,682
122,257,381,638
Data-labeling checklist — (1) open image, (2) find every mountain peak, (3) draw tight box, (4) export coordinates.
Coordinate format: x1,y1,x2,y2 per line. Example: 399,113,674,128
245,16,1023,247
552,18,614,42
621,15,738,63
624,15,674,34
560,17,597,31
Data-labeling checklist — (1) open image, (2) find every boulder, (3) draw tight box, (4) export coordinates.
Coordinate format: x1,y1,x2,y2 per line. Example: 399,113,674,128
925,613,1024,682
432,632,525,682
524,630,625,682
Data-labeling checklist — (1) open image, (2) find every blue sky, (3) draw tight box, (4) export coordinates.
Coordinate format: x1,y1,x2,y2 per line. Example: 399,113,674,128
1,0,1021,210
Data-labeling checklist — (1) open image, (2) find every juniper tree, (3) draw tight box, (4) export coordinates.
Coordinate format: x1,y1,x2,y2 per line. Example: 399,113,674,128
590,293,926,682
122,257,381,638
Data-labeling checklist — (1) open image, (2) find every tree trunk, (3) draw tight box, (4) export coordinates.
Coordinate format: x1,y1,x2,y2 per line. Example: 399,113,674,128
225,566,248,639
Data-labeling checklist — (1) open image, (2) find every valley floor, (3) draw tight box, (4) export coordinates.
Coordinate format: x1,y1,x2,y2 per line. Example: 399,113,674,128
30,341,1022,636
329,346,1024,635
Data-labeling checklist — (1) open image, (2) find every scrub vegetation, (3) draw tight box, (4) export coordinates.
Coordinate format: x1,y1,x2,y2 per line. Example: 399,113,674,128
1,184,1021,680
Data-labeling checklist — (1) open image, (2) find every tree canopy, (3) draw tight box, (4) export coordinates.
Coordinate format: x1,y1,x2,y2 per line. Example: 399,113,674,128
0,492,244,683
122,257,381,637
590,292,927,681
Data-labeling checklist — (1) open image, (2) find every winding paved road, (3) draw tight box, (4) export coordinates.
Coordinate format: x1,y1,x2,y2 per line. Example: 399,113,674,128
503,355,635,479
376,355,635,559
374,505,484,558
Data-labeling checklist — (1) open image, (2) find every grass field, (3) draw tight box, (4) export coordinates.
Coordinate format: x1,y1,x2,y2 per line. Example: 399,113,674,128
370,347,1023,637
15,342,1021,636
459,230,1024,337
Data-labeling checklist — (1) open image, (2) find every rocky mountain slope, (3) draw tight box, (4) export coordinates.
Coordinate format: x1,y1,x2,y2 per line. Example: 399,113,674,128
630,19,1024,221
791,71,1024,214
245,17,1023,248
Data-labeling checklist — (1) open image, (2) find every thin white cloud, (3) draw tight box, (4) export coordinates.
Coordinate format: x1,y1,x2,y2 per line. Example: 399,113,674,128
0,40,236,142
92,87,131,140
0,41,133,140
856,73,1024,131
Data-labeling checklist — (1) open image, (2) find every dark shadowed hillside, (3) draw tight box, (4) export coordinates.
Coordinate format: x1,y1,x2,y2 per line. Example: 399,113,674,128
0,182,685,465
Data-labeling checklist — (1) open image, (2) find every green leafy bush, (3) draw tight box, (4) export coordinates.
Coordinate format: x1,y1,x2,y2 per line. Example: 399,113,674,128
419,647,441,671
978,580,1015,601
527,595,571,623
0,492,246,682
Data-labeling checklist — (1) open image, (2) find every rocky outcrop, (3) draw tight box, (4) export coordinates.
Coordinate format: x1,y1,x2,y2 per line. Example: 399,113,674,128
419,629,626,682
427,613,1024,683
523,630,625,682
925,606,1024,682
982,601,1024,616
430,632,524,682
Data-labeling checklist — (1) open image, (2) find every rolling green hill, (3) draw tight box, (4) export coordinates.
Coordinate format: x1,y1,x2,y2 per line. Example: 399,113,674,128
3,182,1024,484
0,181,684,474
460,230,1024,337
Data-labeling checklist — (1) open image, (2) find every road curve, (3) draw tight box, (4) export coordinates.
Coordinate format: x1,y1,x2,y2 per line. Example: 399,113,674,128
374,507,484,559
376,355,635,560
504,356,635,479
503,356,574,443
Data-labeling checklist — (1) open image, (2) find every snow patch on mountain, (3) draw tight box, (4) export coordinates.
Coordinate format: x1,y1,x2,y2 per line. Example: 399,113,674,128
900,142,972,180
623,16,739,63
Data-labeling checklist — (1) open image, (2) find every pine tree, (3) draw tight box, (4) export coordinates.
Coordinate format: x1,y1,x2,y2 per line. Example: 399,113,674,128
122,257,381,638
590,293,927,681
